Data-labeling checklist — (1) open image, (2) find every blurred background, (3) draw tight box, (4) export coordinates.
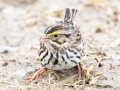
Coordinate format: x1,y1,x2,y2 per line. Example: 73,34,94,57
0,0,120,47
0,0,120,90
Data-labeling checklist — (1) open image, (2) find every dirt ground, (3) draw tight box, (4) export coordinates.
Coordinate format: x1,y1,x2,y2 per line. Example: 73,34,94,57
0,0,120,90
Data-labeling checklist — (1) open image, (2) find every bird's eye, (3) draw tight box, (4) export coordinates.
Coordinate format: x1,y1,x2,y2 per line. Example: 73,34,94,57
54,34,59,37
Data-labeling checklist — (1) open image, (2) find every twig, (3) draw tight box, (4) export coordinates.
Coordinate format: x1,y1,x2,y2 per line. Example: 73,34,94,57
51,74,77,88
32,29,43,36
80,76,85,90
84,41,96,51
3,36,9,45
109,38,120,48
17,34,27,46
44,70,60,80
48,74,51,90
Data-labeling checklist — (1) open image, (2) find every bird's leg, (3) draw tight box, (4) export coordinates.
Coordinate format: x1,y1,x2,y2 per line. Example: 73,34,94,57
27,66,46,81
77,63,82,79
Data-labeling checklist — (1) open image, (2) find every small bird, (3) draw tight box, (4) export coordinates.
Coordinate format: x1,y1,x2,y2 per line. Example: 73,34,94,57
28,8,84,81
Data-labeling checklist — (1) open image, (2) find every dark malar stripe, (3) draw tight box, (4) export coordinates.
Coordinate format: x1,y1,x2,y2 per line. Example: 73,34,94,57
40,43,45,49
40,43,42,49
50,43,57,49
53,40,62,45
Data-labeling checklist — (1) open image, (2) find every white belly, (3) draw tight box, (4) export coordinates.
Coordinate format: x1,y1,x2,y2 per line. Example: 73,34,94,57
40,48,82,70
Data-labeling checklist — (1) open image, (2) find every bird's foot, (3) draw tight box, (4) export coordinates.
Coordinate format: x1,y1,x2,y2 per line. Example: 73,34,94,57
77,63,82,79
27,66,46,82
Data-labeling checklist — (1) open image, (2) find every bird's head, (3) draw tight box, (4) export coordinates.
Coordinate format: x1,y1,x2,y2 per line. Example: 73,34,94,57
40,8,80,51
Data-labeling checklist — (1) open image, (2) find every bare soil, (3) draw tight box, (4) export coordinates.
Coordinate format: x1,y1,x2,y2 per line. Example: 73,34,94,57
0,0,120,90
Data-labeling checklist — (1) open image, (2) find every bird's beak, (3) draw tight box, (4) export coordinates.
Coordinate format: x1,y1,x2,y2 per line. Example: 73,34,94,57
40,37,49,42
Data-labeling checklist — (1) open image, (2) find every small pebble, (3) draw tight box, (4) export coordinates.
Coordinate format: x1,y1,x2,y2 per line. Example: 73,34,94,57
15,69,27,77
3,50,8,53
98,63,103,67
2,62,8,66
0,46,19,54
114,87,120,90
35,56,40,60
26,67,35,74
26,18,37,27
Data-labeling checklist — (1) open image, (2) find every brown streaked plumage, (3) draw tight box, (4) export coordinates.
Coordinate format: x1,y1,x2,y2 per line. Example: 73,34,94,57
28,8,84,81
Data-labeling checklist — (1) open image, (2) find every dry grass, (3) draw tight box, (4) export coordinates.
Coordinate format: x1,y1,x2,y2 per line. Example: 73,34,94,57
0,0,120,90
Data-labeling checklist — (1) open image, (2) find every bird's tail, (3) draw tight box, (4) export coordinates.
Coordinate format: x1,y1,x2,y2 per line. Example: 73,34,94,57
64,8,78,22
